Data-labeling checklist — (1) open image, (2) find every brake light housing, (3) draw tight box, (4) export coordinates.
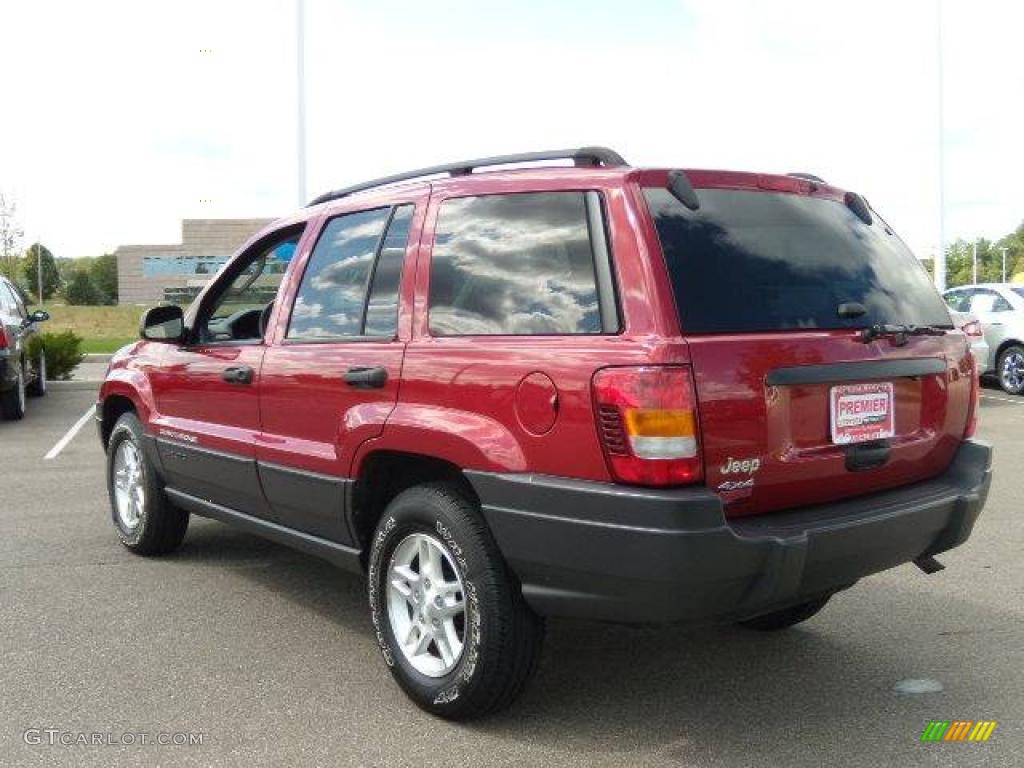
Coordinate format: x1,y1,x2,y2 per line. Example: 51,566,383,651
592,365,702,486
0,327,9,350
961,320,983,338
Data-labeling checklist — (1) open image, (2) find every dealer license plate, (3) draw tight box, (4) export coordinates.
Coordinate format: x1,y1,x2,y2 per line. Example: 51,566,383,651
829,382,895,445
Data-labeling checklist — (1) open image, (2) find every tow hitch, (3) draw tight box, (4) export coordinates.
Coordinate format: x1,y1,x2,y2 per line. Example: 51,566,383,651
914,555,945,575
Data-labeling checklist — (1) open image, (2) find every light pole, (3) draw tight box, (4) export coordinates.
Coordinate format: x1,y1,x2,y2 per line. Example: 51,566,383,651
296,0,307,207
36,241,42,304
934,0,947,291
972,242,978,285
1000,246,1008,283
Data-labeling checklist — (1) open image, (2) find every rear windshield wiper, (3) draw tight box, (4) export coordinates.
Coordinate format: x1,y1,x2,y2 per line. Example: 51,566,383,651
860,324,949,344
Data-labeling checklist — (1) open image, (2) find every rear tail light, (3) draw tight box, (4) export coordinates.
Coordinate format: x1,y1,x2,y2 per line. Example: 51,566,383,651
962,320,983,338
592,366,702,486
0,327,9,350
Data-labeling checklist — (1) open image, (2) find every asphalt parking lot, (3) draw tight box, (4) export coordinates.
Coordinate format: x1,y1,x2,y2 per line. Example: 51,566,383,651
1,386,1020,767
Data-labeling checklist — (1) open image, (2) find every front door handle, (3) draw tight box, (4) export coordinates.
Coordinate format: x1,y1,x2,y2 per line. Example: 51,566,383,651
222,365,254,385
344,366,388,389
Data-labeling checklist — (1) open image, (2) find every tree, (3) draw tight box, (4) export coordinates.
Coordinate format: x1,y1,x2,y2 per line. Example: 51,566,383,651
90,253,118,304
0,194,23,281
22,243,61,301
62,269,101,305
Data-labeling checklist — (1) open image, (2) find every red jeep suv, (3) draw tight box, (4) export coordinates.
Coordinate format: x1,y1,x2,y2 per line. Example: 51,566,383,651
97,147,991,719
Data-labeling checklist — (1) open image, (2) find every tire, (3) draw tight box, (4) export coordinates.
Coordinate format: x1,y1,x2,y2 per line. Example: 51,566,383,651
106,412,189,555
1,361,27,420
367,483,544,720
26,352,46,397
738,595,831,631
997,344,1024,395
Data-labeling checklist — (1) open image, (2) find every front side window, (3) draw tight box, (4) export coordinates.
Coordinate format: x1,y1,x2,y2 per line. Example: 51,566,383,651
428,192,602,336
288,205,413,340
201,234,299,342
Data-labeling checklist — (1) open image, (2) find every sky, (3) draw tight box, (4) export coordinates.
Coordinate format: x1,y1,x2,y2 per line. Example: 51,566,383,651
0,0,1020,260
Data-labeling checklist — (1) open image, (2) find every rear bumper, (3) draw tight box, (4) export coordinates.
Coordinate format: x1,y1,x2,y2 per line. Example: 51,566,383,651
0,354,14,391
467,440,992,624
970,338,991,374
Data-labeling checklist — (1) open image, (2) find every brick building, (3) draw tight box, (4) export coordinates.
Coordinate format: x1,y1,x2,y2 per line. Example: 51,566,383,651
115,218,272,305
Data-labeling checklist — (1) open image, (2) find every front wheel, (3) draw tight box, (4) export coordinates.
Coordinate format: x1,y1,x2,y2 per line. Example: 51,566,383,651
997,344,1024,395
367,483,544,720
107,412,189,555
26,352,46,397
738,595,831,631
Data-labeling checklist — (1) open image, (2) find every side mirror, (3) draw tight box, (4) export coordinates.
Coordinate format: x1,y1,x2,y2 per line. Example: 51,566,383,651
28,310,49,323
140,304,185,342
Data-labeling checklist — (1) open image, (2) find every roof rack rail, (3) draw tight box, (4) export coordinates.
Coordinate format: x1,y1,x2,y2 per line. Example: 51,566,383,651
787,172,827,184
307,146,628,207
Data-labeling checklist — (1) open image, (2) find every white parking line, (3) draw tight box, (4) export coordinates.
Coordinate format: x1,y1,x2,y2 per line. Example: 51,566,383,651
980,393,1024,406
44,407,95,460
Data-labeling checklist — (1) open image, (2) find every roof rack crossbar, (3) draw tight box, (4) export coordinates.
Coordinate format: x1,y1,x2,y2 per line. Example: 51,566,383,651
307,146,627,206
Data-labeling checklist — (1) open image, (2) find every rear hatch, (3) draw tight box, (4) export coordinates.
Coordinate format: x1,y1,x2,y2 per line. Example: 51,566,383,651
642,172,974,518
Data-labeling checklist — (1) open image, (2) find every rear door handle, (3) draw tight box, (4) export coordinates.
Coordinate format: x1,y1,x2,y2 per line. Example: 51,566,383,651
344,366,388,389
222,366,254,385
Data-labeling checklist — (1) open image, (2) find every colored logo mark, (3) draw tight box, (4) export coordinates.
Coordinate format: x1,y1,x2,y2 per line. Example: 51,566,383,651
921,720,997,742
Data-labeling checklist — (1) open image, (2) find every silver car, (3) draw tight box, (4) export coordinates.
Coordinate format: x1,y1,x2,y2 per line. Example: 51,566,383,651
944,283,1024,394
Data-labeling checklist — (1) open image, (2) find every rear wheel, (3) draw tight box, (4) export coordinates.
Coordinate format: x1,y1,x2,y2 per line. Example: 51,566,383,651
367,483,544,720
1,361,27,420
739,595,831,631
107,412,189,555
997,344,1024,395
26,352,46,397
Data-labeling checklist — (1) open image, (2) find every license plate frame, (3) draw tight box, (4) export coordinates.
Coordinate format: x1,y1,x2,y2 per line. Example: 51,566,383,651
829,382,895,445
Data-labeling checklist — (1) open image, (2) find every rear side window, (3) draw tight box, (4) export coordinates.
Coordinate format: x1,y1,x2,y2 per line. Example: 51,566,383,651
429,192,603,336
288,205,412,340
644,188,952,333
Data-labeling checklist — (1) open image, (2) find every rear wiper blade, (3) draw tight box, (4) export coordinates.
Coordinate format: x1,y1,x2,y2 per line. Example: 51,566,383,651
860,324,948,344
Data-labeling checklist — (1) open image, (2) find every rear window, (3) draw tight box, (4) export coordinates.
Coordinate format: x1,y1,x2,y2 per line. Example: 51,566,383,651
644,187,952,333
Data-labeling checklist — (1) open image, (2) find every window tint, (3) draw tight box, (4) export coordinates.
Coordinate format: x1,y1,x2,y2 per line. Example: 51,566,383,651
288,205,413,340
364,205,413,337
1,282,24,316
429,192,601,335
644,188,952,333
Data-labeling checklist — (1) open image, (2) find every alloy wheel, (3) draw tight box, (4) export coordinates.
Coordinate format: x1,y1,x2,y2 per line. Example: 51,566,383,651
1001,350,1024,393
113,440,145,530
386,532,466,677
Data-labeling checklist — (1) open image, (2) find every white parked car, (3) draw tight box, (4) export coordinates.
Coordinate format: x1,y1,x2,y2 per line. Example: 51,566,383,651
943,283,1024,394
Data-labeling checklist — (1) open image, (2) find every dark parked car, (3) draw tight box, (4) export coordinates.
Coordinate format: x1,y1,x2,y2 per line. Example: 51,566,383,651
96,148,991,719
0,276,48,419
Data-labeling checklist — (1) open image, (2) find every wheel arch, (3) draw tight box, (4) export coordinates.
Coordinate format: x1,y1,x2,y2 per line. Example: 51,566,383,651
98,374,155,448
350,449,480,560
994,337,1024,362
